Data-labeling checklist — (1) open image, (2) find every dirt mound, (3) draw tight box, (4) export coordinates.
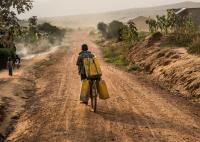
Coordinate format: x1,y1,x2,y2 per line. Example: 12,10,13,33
128,42,200,99
145,32,163,48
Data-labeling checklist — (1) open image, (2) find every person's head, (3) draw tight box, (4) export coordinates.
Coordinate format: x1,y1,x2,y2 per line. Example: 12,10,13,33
82,44,88,51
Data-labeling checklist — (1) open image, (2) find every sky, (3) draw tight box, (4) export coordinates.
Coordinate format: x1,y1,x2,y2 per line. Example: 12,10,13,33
19,0,200,18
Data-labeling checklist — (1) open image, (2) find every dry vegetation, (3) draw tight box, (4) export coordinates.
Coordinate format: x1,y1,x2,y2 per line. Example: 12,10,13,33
96,9,200,100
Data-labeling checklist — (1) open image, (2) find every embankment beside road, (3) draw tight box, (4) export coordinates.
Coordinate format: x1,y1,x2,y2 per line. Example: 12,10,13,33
128,44,200,101
97,38,200,103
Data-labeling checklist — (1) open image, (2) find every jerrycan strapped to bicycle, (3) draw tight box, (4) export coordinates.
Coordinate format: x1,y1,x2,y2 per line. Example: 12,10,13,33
96,80,110,100
80,57,110,101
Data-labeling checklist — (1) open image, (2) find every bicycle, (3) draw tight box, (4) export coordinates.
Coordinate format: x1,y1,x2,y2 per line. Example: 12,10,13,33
89,80,98,113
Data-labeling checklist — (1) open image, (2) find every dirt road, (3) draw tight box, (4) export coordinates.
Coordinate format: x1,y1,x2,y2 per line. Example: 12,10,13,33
6,31,200,142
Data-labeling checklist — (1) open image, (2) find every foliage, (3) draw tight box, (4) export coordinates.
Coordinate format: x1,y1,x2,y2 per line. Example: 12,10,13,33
188,36,200,54
102,45,129,66
121,21,139,44
146,11,194,35
97,22,108,38
0,0,33,35
28,16,38,27
37,22,66,44
156,15,171,34
0,48,16,69
146,18,158,33
28,16,38,35
16,20,66,45
145,10,200,54
107,20,124,40
0,0,32,69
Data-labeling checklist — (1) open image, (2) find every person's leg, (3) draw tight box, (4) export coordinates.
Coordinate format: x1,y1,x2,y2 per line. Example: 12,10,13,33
9,68,12,76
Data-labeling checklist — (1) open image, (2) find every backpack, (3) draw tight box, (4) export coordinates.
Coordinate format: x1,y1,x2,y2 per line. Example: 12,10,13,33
83,57,102,79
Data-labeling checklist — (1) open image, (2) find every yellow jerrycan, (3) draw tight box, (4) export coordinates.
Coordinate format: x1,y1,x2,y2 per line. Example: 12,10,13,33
97,80,110,100
83,57,102,79
80,79,90,102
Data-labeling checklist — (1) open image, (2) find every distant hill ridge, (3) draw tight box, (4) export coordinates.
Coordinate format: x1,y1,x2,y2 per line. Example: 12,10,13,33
40,1,200,28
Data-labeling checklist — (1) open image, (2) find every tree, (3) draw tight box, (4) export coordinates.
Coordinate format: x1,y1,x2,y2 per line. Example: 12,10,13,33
146,18,158,33
107,20,124,40
156,15,171,34
37,22,66,44
28,16,38,36
121,21,138,44
28,16,38,27
97,22,108,38
0,0,33,34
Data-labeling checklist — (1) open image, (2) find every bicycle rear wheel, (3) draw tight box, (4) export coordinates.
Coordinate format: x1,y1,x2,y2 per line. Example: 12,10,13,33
91,82,97,112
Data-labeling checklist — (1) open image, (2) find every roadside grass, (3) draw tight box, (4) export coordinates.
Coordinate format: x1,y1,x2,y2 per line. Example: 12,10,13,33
159,33,200,55
101,41,129,66
188,36,200,54
95,33,143,72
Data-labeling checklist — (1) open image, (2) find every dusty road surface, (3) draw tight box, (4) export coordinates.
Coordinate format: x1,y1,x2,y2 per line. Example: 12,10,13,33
6,31,200,142
0,50,56,141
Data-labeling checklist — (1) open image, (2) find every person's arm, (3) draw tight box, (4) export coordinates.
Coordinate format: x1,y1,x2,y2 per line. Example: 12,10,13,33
76,55,82,66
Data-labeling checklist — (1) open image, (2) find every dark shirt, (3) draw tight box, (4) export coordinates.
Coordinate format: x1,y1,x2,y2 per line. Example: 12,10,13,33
76,50,94,75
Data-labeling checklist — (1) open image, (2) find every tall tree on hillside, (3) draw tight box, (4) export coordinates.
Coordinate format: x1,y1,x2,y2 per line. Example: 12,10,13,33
28,16,38,27
121,21,138,44
156,15,171,34
28,16,38,35
146,18,157,33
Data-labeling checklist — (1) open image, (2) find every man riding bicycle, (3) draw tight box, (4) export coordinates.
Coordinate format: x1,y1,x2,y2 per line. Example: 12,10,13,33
76,44,109,112
76,44,101,105
76,44,94,80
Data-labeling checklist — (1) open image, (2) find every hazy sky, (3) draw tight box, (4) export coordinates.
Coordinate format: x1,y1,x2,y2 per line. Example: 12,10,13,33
19,0,200,18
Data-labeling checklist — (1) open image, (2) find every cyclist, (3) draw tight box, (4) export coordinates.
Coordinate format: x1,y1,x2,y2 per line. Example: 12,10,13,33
76,44,96,105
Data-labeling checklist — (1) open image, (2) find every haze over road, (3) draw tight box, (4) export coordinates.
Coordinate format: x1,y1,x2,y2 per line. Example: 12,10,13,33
5,31,200,142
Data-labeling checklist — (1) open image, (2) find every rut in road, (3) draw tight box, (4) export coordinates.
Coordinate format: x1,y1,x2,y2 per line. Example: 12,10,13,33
7,31,200,142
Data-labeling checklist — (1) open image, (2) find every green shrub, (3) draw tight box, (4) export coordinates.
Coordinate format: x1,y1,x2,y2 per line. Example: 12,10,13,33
101,43,129,66
97,22,108,38
188,36,200,54
107,20,124,40
161,33,194,47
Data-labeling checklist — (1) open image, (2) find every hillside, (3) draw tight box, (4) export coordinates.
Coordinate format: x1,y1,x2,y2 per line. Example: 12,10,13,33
131,16,149,32
40,1,200,28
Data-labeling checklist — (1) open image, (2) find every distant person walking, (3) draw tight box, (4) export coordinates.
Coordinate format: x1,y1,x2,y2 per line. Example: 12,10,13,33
7,57,13,76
